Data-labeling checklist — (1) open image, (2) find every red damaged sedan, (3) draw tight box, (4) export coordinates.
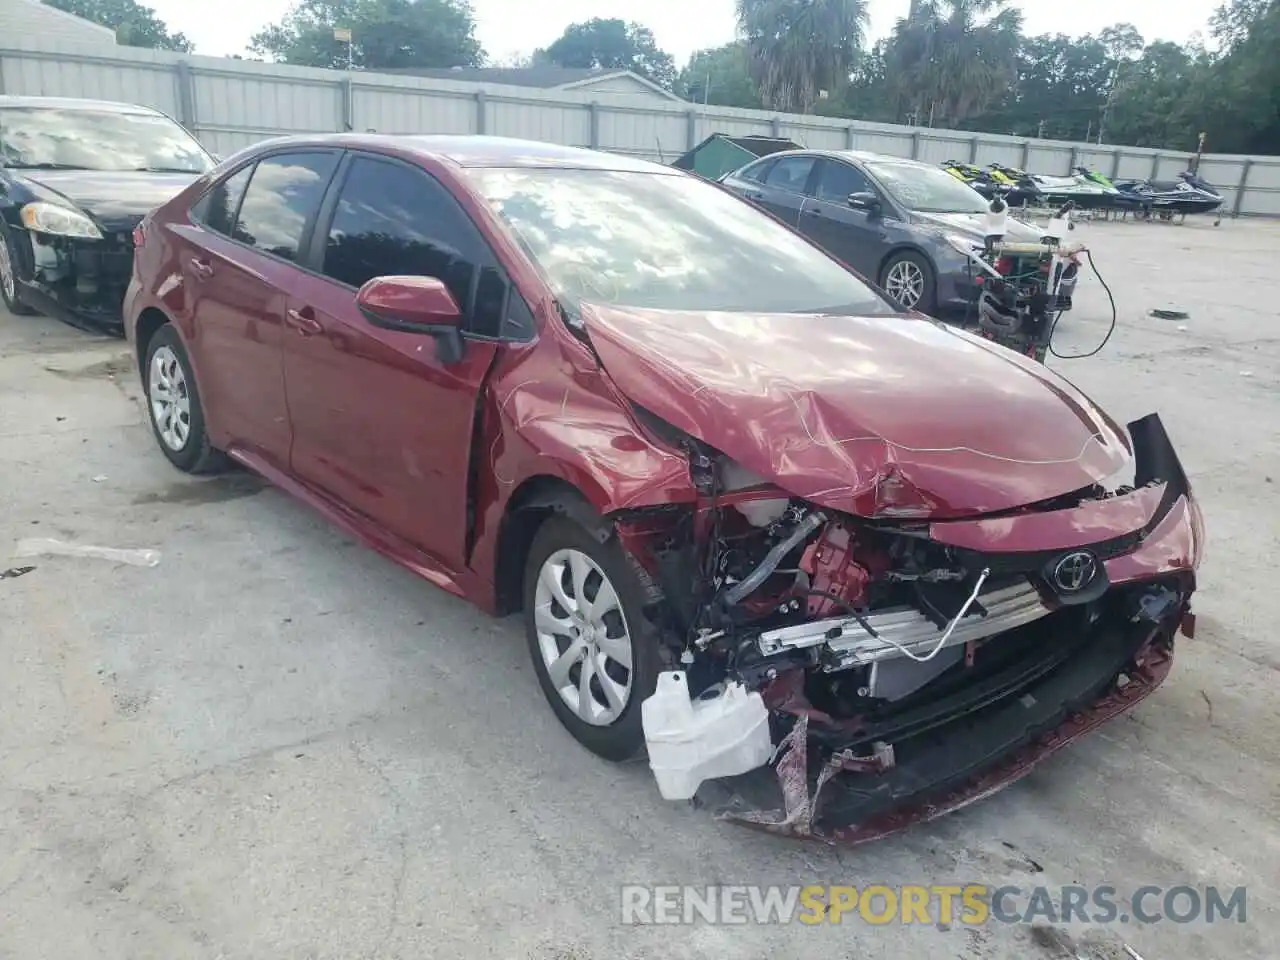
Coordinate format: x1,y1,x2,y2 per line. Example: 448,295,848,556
124,135,1202,842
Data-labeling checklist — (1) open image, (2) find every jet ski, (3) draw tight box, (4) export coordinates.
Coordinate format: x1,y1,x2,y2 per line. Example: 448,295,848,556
942,160,1000,199
1112,170,1224,216
986,163,1044,207
1028,169,1143,212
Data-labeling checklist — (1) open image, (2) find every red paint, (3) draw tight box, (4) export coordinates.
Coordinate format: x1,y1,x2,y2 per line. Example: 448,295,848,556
581,302,1131,519
929,482,1167,552
124,132,1198,640
799,522,881,616
1104,495,1203,586
356,275,462,327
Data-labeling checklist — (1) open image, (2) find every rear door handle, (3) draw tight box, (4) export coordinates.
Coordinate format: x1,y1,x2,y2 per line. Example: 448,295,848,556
285,307,323,336
189,257,214,280
804,207,823,217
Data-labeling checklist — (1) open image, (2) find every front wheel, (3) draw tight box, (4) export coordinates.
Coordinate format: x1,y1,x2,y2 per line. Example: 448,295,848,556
880,251,936,314
0,224,37,316
522,515,662,761
143,325,225,474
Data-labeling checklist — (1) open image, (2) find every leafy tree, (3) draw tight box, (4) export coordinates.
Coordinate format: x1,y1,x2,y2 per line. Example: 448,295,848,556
736,0,869,114
250,0,483,70
885,0,1022,126
678,43,759,108
539,19,676,89
43,0,192,51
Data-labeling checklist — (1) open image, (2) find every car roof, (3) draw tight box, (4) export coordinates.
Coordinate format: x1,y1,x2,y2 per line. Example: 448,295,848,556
0,95,163,116
241,133,672,173
757,148,933,170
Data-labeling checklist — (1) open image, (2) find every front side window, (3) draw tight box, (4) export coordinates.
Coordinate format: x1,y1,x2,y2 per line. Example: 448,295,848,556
0,107,213,174
467,167,897,317
322,155,522,337
739,159,775,183
764,156,816,194
815,160,875,204
235,152,339,262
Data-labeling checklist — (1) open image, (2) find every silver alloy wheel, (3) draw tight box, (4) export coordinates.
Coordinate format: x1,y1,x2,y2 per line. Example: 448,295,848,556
884,258,925,307
533,548,634,726
0,236,15,302
148,345,192,452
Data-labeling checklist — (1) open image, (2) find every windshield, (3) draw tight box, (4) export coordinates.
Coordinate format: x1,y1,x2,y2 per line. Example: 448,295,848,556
0,107,213,174
867,160,989,214
466,167,897,316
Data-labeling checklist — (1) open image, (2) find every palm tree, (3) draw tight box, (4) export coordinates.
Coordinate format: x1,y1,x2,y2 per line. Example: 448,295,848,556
887,0,1022,126
736,0,869,114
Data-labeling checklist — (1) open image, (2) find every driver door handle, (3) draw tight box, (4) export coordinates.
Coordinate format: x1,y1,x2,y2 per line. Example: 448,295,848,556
189,257,214,280
285,306,323,336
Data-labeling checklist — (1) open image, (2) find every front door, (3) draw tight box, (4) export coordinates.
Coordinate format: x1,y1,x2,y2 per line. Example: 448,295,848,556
179,151,340,470
754,155,818,228
282,153,515,572
797,158,888,277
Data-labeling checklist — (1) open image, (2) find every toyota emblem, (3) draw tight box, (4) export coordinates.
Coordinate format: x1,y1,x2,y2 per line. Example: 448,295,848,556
1052,551,1098,593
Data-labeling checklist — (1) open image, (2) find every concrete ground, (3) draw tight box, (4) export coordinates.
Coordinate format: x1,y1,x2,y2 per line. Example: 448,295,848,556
2,217,1277,960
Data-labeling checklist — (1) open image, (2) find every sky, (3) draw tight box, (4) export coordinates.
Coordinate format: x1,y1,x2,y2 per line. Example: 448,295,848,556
147,0,1220,65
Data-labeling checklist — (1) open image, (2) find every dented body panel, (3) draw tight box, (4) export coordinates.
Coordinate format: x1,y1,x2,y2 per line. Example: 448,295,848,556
582,303,1130,518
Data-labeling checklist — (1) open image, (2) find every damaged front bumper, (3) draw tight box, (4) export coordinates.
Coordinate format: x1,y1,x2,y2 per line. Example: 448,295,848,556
698,610,1180,843
635,413,1202,842
8,226,133,334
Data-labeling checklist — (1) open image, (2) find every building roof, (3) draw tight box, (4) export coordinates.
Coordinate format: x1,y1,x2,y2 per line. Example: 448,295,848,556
383,66,685,101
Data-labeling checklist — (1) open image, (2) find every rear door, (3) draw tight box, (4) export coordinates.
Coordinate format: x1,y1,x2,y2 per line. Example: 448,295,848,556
282,152,529,571
180,150,340,469
753,155,818,228
798,158,888,276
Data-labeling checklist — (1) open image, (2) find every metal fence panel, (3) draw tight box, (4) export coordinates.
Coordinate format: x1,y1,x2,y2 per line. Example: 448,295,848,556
1,39,1276,215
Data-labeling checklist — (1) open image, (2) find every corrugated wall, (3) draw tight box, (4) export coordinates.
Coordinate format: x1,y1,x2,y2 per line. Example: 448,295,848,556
2,39,1278,216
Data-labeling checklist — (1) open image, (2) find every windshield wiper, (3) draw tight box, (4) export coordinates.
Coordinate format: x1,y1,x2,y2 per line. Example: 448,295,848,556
4,161,88,170
132,166,202,174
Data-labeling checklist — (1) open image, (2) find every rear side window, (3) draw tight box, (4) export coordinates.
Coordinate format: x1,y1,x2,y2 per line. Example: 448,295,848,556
193,164,253,241
322,155,527,338
235,152,339,262
764,156,815,193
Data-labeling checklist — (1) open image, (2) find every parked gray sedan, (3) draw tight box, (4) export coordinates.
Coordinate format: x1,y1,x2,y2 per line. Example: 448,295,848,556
720,149,1078,316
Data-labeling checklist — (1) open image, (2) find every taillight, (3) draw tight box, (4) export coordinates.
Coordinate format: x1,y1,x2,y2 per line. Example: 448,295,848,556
994,256,1013,275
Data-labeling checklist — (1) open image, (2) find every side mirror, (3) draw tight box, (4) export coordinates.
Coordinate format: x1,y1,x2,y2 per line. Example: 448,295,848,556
356,276,465,363
848,191,880,212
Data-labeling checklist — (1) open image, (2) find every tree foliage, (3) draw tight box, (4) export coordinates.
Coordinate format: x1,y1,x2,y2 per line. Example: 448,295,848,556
677,43,758,108
43,0,191,51
737,0,868,114
249,0,482,70
538,19,676,89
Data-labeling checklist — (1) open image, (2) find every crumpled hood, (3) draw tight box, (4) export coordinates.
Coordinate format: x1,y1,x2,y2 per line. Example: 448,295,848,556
913,210,1043,242
583,305,1131,519
17,170,199,232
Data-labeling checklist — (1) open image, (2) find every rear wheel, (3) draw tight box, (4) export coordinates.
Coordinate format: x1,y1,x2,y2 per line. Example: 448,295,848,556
143,324,225,474
522,515,662,761
880,251,936,314
0,223,37,316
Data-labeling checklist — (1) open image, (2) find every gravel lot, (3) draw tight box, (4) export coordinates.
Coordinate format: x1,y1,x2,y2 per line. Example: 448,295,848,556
2,217,1277,960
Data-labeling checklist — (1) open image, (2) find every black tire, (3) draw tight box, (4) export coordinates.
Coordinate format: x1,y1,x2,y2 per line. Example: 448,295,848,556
880,250,937,315
0,222,38,316
522,514,662,762
141,324,226,474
